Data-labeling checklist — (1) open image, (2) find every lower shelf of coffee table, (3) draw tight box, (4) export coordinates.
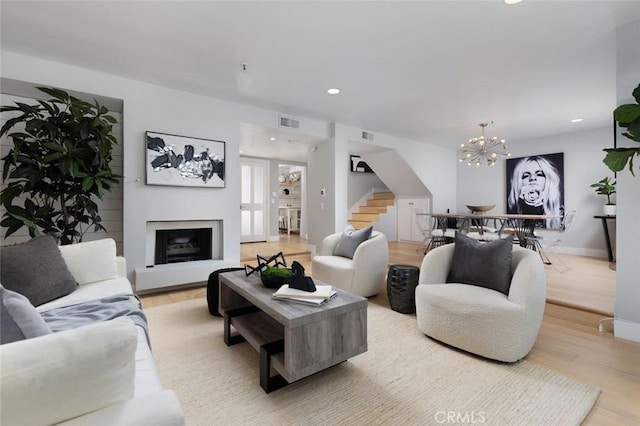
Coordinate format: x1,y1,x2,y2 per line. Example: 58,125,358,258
230,311,287,378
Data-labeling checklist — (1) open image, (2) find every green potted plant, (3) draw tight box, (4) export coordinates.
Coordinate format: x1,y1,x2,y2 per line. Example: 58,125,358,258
604,82,640,175
0,87,120,244
259,264,294,288
590,176,616,216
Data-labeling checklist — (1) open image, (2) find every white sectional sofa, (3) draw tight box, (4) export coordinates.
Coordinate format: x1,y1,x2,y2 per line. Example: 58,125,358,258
0,237,184,426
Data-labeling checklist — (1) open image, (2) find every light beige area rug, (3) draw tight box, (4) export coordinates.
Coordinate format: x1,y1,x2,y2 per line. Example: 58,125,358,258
146,299,599,426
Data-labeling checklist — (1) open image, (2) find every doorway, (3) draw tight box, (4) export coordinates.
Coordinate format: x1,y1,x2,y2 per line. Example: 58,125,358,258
240,158,269,243
278,164,306,239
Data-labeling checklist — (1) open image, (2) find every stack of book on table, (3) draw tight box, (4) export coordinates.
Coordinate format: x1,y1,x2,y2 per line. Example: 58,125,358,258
272,284,337,306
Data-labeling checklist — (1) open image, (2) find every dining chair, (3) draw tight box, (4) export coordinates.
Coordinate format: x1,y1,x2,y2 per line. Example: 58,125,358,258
427,216,457,251
414,211,433,253
528,210,578,272
466,217,503,241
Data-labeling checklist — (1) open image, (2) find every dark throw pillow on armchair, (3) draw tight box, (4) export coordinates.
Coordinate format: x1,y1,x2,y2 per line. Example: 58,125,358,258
446,232,514,295
0,235,77,306
333,225,373,259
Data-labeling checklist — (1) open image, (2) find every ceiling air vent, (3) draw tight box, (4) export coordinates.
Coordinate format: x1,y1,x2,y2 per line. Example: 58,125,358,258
279,116,300,129
361,131,374,141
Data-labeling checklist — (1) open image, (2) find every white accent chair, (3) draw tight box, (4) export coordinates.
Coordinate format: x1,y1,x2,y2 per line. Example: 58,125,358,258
312,231,389,297
415,244,546,362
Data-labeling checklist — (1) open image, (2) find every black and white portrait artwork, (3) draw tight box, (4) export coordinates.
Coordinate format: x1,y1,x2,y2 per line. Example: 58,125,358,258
506,153,564,229
146,131,225,188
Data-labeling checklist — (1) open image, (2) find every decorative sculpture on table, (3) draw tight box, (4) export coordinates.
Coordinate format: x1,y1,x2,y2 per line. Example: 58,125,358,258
245,252,316,291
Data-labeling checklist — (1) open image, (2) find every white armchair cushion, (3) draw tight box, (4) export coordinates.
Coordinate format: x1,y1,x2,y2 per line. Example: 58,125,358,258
311,256,356,289
59,238,119,285
0,317,137,426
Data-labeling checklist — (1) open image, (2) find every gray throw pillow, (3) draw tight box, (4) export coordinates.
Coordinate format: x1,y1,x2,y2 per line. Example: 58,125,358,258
0,235,77,306
446,232,514,295
333,226,373,259
1,284,52,344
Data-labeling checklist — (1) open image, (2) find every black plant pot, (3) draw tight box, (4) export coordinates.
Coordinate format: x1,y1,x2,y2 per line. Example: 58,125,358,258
260,270,295,289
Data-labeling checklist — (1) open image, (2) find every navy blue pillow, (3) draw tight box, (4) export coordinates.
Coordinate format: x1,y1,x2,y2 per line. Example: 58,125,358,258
446,232,514,295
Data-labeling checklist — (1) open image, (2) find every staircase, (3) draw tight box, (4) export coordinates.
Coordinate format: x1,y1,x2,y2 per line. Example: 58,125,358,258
348,192,395,229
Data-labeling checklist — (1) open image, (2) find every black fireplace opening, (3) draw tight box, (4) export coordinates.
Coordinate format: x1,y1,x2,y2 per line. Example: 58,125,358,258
155,228,212,265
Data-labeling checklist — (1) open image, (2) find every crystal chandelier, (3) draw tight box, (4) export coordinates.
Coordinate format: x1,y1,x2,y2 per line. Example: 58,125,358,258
458,122,510,167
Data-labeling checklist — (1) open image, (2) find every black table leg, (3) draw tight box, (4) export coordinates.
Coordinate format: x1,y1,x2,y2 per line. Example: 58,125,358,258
260,339,287,393
223,306,260,346
600,218,614,262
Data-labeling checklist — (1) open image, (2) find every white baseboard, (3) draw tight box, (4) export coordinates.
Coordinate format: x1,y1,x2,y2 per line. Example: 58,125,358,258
614,319,640,343
268,235,280,242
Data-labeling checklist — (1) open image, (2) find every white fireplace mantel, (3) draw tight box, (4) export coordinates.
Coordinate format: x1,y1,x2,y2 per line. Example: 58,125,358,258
135,219,231,291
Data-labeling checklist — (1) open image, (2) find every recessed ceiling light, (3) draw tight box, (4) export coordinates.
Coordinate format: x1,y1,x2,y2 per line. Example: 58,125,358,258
504,0,522,4
571,118,584,123
327,88,340,95
269,137,276,141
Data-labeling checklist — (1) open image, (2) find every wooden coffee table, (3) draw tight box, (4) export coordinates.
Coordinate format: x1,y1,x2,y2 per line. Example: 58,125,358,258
218,271,368,393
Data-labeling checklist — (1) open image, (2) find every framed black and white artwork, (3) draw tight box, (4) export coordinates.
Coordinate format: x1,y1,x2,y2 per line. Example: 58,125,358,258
146,131,225,188
506,152,564,229
350,155,373,173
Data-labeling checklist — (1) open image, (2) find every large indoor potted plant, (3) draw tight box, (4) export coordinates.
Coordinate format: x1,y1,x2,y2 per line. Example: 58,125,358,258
605,82,640,175
590,176,616,216
0,87,120,244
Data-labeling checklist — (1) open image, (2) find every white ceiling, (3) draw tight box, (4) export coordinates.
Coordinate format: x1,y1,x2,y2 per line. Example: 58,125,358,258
2,1,639,162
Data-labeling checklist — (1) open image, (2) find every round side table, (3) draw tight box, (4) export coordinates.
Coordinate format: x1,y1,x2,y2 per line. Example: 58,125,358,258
387,264,420,314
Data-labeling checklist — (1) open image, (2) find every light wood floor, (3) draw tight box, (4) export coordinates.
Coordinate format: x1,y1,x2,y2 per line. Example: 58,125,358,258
239,235,617,316
140,234,638,425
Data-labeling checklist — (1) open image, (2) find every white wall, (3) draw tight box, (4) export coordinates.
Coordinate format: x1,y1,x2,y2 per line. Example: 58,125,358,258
614,19,640,341
390,139,457,213
364,150,431,198
306,135,335,246
1,51,333,289
457,126,615,257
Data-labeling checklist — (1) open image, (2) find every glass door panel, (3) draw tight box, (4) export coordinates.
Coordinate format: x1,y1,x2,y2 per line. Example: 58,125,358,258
240,159,268,243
